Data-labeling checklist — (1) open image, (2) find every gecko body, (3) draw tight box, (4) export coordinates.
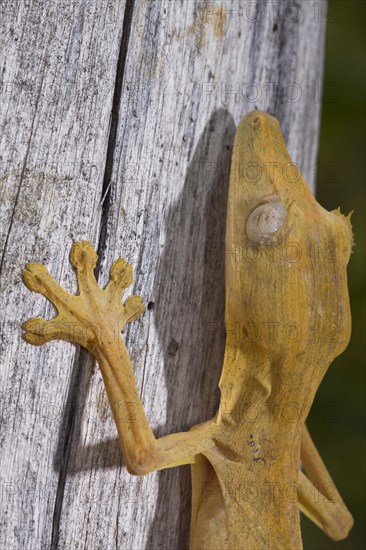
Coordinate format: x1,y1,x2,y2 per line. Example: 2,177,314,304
22,111,354,548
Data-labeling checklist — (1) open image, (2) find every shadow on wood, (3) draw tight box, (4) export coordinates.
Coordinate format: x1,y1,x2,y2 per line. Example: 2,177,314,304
52,109,235,548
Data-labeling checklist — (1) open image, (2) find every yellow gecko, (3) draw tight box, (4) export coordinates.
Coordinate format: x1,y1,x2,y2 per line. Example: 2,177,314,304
22,111,354,549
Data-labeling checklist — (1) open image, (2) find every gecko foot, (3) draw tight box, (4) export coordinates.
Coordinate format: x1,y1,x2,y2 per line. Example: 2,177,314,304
22,240,144,349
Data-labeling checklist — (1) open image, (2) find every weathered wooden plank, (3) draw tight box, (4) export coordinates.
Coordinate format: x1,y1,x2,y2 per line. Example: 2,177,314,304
0,1,127,548
55,2,327,550
1,1,327,549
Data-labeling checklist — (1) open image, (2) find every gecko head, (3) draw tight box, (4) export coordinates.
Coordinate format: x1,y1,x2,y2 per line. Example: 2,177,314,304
224,111,353,361
229,110,317,207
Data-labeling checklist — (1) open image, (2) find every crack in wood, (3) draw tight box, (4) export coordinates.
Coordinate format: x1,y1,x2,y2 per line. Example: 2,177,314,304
50,348,86,550
49,2,136,547
96,0,136,270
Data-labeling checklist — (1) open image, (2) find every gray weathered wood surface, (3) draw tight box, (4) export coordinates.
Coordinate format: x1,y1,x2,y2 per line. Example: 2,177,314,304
0,1,327,548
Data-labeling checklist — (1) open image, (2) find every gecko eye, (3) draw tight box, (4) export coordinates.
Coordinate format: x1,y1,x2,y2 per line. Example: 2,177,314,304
246,202,287,244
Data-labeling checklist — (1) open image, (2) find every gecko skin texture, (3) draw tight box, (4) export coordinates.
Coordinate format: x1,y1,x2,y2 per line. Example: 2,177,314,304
22,111,354,549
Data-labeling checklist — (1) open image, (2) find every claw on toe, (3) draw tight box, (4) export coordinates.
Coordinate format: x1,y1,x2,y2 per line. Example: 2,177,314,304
70,240,98,272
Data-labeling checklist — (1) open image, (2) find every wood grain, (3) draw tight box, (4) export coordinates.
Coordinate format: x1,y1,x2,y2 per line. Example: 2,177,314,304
0,1,327,548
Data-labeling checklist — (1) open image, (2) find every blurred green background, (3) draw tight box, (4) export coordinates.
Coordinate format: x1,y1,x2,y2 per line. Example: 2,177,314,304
301,2,365,549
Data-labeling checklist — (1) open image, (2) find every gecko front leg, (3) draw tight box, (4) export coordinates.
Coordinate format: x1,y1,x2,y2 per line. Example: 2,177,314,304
22,240,213,475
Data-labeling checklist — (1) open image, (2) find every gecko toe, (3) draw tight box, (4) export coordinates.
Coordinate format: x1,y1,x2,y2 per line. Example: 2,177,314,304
23,331,47,346
124,295,145,323
109,258,133,288
70,240,98,273
22,316,76,345
22,264,52,293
